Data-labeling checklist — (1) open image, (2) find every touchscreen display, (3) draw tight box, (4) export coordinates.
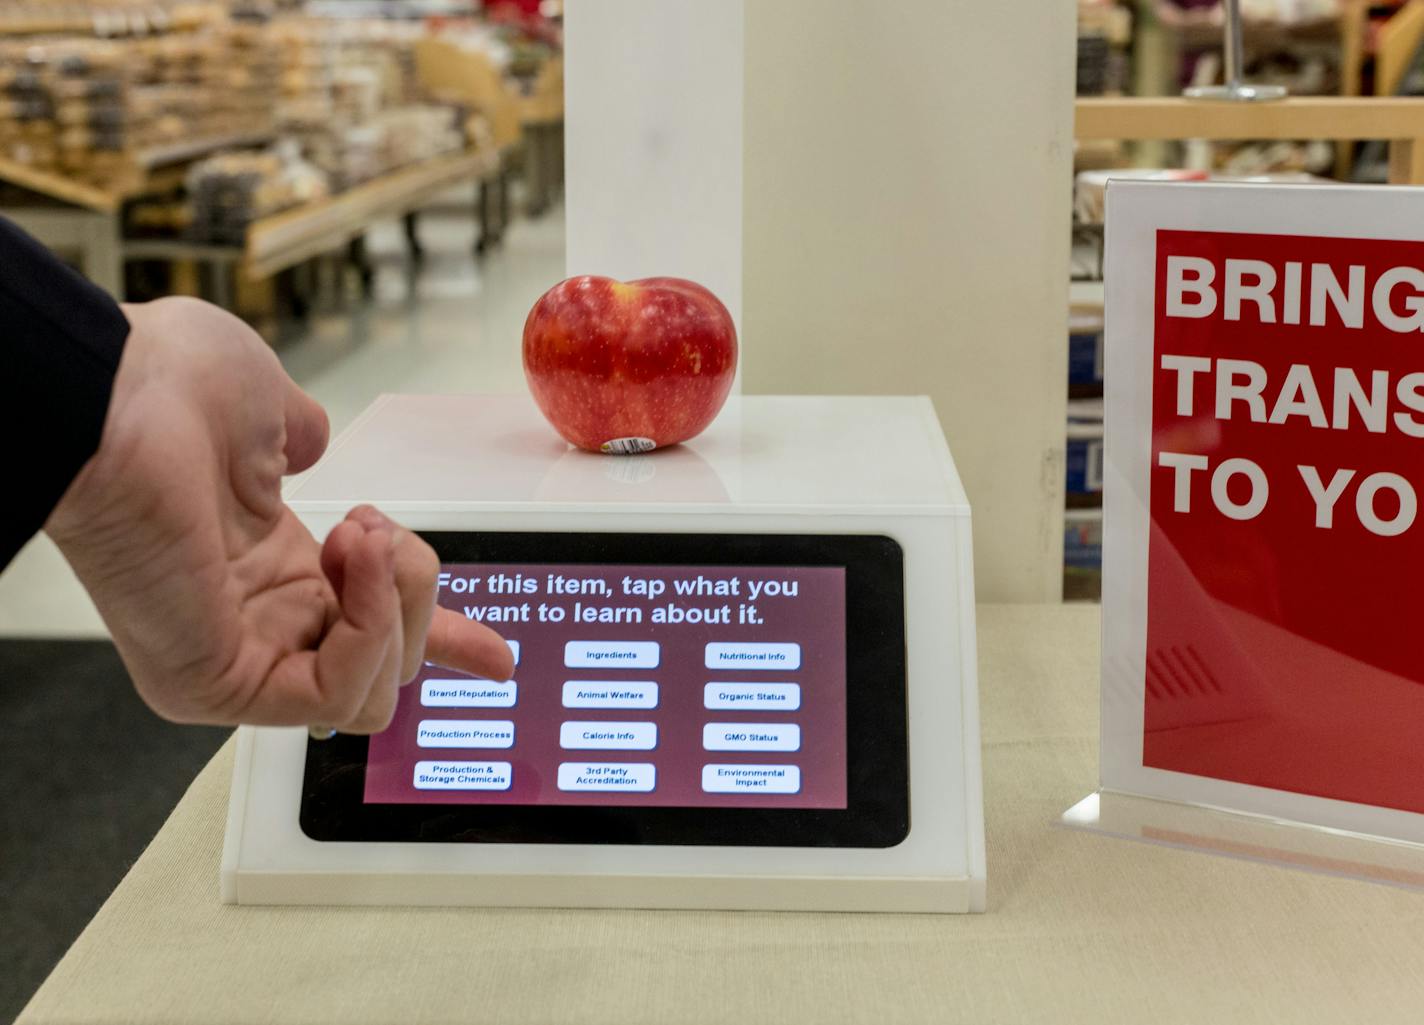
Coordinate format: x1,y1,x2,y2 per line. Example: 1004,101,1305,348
363,562,848,809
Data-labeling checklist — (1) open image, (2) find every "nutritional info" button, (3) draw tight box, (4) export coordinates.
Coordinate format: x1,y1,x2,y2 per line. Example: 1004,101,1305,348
421,680,517,708
704,642,801,671
564,640,660,669
413,760,512,791
562,680,659,709
416,719,515,749
703,723,801,752
703,682,801,711
558,762,656,792
560,721,658,750
701,764,801,794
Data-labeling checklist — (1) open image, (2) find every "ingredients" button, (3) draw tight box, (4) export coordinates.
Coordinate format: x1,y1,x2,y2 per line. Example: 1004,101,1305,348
416,719,515,749
702,723,801,752
704,642,801,671
701,764,801,794
559,721,658,750
558,762,656,792
422,680,517,708
413,760,512,791
564,640,660,669
562,680,659,709
703,682,801,711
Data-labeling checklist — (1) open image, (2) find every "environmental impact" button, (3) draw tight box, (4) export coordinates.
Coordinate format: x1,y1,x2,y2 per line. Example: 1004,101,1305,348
701,764,801,794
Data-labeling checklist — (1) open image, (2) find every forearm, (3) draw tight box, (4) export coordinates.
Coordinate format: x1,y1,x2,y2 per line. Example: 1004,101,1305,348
0,216,129,569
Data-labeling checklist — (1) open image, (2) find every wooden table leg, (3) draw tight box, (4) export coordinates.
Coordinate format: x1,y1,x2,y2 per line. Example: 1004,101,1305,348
403,211,424,262
1388,138,1424,184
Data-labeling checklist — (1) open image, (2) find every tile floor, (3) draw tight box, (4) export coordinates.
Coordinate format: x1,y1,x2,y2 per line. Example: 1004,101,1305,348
0,204,567,638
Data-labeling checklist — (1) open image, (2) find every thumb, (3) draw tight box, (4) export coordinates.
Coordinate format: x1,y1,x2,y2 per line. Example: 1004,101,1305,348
283,377,330,474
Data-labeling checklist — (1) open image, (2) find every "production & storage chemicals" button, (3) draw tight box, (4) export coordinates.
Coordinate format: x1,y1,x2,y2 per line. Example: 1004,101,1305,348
412,761,513,791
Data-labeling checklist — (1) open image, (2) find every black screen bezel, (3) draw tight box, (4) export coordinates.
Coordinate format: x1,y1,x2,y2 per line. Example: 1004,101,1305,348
299,531,909,848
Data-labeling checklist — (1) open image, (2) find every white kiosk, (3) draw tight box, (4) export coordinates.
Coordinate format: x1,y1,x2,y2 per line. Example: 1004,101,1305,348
222,394,984,913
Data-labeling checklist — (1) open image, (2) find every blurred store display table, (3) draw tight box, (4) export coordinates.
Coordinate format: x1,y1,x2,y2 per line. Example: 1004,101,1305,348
19,605,1424,1025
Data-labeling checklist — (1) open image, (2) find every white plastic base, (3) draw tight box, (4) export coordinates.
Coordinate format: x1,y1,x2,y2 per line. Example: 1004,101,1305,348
1061,790,1424,891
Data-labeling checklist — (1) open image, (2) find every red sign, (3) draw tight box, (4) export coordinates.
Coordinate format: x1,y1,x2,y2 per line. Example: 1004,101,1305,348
1146,229,1424,814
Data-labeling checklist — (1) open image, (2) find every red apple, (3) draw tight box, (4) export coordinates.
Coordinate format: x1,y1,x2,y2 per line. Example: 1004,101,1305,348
522,275,737,453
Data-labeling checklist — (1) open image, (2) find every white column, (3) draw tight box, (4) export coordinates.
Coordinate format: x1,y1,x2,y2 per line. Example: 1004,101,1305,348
563,0,745,354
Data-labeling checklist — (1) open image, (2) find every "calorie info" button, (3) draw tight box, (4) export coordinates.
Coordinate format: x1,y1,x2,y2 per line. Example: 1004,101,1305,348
560,721,658,750
421,680,517,708
558,762,656,792
564,640,660,669
703,722,801,752
704,642,801,671
703,682,801,711
413,760,512,791
415,719,515,749
562,680,659,709
701,764,801,794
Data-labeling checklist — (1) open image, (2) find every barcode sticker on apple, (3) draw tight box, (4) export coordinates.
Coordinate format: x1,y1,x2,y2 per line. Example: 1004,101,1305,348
600,437,658,455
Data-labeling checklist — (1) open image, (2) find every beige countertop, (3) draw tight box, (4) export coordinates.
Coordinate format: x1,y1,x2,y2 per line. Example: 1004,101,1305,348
20,604,1424,1025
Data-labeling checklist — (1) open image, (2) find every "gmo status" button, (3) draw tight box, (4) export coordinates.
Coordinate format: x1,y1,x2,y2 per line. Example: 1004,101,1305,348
702,722,801,752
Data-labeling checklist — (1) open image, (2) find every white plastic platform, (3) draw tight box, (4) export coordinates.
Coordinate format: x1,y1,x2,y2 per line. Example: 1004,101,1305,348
222,394,985,912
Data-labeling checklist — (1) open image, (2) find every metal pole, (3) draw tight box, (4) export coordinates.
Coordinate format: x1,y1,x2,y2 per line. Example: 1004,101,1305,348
1223,0,1245,90
1184,0,1287,102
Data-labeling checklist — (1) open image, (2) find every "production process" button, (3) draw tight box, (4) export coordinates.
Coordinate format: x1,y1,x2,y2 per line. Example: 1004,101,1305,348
704,642,801,671
702,722,801,752
413,760,513,791
415,719,515,749
559,721,658,750
564,640,660,669
421,679,517,708
701,764,801,794
703,682,801,711
562,680,659,709
557,762,656,792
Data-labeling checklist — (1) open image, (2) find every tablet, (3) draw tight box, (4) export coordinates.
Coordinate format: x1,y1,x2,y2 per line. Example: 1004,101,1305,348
299,531,908,848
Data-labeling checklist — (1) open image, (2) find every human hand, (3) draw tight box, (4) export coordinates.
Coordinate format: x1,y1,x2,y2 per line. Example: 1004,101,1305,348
45,297,514,732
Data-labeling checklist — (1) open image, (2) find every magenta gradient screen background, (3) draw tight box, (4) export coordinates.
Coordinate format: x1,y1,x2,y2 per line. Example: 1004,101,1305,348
363,562,848,809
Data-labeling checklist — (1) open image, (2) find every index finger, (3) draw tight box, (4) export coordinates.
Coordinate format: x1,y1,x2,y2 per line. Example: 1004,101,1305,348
424,607,516,681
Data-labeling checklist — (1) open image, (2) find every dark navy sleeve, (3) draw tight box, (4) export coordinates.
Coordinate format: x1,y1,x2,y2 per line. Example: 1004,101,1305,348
0,216,129,569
